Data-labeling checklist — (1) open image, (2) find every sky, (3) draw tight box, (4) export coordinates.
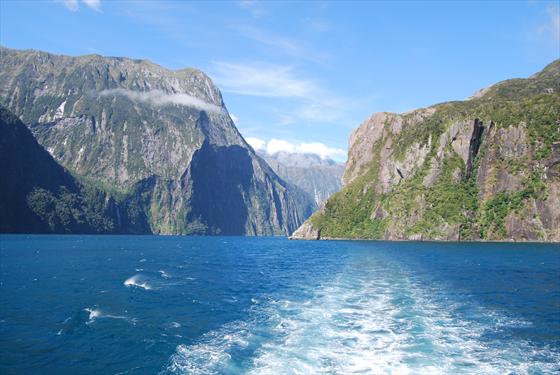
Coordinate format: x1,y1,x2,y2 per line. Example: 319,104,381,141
1,0,559,161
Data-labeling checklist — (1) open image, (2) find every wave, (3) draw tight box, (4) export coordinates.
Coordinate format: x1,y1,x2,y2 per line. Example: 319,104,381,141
83,307,135,325
159,270,171,279
124,274,153,290
161,260,560,374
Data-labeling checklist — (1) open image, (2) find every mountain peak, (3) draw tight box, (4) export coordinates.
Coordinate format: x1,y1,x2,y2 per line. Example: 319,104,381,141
0,47,315,235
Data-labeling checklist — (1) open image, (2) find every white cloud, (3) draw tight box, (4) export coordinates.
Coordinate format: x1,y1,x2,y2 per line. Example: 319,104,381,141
211,61,319,98
297,142,346,160
211,60,364,124
240,27,299,53
247,137,346,160
55,0,78,11
245,137,266,151
236,0,267,18
230,113,239,124
267,138,296,154
55,0,101,11
99,89,224,113
82,0,101,11
235,26,328,64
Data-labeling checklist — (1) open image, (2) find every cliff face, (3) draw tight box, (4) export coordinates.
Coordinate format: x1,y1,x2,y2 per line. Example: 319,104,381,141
293,60,560,242
0,105,152,233
0,47,313,235
260,151,344,206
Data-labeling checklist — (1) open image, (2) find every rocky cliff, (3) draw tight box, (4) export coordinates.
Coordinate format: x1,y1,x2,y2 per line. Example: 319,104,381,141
260,151,344,206
0,105,152,233
292,60,560,242
0,47,314,235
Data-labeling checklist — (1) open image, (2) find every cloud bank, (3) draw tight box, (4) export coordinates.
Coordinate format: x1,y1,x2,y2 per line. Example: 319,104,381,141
99,89,224,114
247,137,346,161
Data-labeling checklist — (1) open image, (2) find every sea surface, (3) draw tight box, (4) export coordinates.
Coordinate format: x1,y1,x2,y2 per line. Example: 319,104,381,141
0,235,559,374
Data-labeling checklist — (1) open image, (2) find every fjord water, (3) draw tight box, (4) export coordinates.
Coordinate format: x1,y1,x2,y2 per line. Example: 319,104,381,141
0,236,558,374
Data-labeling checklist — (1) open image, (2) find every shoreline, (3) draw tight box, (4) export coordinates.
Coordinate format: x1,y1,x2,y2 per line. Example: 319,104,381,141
288,235,560,244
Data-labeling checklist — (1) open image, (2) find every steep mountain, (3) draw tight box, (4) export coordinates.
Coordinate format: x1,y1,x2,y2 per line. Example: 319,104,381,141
0,105,151,233
292,60,560,242
0,47,314,235
260,151,344,205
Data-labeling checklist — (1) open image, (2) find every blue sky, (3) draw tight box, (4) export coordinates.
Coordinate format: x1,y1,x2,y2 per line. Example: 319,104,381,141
1,0,559,161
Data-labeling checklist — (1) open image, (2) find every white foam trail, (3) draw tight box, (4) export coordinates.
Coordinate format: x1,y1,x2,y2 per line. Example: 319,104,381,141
124,274,152,290
162,258,559,375
84,307,134,325
163,321,252,374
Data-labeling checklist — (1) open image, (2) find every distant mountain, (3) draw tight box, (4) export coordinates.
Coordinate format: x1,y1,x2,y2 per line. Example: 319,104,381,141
260,151,344,205
293,60,560,242
0,47,315,235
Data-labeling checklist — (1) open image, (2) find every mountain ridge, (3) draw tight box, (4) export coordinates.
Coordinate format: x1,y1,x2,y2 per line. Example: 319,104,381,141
259,151,344,206
292,60,560,242
0,104,154,233
0,47,315,235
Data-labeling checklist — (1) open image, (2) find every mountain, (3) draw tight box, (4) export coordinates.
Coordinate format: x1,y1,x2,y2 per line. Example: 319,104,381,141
0,47,314,235
0,105,150,233
292,60,560,242
259,151,344,206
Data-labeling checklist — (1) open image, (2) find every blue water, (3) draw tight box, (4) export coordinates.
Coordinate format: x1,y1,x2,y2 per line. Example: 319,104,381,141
0,236,559,374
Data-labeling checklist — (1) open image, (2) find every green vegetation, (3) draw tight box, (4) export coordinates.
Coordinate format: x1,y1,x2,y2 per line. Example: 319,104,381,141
477,171,548,239
309,61,559,241
26,186,114,233
311,137,387,238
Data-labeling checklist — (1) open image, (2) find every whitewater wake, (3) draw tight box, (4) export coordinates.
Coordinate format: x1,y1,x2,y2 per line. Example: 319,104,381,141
161,258,559,375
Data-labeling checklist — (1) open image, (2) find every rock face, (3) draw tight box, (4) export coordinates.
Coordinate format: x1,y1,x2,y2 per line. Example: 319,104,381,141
289,220,320,240
260,151,345,206
0,47,314,235
294,60,560,242
0,105,151,233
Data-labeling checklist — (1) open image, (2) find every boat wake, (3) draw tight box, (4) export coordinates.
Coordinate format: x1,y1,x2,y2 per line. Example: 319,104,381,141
161,259,560,374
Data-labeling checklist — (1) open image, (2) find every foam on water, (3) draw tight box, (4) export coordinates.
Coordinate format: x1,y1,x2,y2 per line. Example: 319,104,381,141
163,259,560,375
84,307,135,325
85,308,102,323
124,274,153,290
